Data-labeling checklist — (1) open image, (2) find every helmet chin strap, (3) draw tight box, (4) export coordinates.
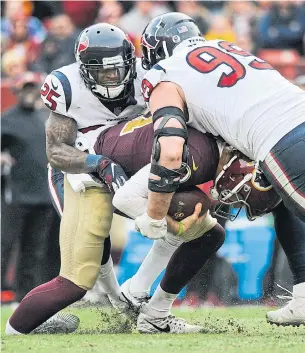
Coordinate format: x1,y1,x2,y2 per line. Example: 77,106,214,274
162,41,170,59
93,84,125,99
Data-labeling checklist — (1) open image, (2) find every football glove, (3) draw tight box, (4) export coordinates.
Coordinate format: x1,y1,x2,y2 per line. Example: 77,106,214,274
86,154,128,194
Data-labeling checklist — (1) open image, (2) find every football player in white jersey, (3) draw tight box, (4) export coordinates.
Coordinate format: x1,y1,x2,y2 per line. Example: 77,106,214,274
135,13,305,327
6,23,147,335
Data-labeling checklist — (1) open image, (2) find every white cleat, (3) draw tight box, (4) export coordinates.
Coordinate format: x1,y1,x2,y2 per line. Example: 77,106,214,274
6,312,80,335
32,312,80,334
109,292,141,324
120,278,151,307
266,283,305,327
137,304,203,334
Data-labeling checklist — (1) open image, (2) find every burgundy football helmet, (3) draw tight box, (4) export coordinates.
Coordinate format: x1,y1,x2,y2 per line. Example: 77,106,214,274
210,154,282,221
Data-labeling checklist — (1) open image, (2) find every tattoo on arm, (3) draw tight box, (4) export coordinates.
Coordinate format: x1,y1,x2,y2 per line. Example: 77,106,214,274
46,112,91,173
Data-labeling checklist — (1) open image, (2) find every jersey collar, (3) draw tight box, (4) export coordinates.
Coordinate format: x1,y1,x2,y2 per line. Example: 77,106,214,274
173,36,206,55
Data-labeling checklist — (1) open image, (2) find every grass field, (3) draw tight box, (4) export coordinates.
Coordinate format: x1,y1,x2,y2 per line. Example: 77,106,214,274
1,305,304,353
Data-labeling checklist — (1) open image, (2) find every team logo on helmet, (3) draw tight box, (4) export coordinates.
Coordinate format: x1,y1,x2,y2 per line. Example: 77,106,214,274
142,16,164,49
77,36,89,54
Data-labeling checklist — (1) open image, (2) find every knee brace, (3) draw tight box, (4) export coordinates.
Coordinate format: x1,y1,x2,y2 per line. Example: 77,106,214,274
179,211,218,242
149,107,190,193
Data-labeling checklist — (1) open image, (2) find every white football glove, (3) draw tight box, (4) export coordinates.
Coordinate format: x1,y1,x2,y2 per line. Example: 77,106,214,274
135,212,167,240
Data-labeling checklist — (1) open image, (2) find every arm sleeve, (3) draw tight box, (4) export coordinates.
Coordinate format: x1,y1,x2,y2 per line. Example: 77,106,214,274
112,164,150,219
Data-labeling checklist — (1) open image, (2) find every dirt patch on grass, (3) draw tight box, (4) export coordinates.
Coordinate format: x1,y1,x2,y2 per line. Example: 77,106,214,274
77,307,133,334
197,315,248,334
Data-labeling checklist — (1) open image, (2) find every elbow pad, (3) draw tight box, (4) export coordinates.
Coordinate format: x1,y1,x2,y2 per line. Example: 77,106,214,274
149,106,190,193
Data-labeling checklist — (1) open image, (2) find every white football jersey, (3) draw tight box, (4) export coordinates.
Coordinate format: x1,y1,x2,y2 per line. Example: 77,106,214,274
143,38,305,161
41,59,146,151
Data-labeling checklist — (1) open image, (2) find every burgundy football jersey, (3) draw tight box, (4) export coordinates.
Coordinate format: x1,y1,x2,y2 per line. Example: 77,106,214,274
94,112,219,187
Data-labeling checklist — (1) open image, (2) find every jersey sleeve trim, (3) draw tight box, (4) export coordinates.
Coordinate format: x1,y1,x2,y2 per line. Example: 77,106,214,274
141,63,168,102
153,64,166,73
78,124,105,134
51,70,72,112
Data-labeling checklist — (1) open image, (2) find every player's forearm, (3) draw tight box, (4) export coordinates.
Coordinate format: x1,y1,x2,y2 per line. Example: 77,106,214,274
147,191,174,220
47,143,90,173
46,112,102,174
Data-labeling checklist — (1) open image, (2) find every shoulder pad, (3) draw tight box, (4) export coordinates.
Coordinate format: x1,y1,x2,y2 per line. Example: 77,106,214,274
141,64,167,103
40,71,72,116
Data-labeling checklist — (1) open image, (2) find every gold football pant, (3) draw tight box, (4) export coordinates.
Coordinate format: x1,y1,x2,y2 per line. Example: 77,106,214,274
59,176,113,290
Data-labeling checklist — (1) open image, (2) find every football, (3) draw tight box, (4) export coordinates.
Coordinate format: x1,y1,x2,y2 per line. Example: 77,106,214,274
168,186,211,221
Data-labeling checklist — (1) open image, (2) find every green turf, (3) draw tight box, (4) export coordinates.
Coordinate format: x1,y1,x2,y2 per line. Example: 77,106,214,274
1,305,304,353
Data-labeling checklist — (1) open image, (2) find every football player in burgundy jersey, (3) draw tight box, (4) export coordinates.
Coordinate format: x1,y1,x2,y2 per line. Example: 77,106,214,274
50,113,290,333
50,111,226,333
138,12,305,327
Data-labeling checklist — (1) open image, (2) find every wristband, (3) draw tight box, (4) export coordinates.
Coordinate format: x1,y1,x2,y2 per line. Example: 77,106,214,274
85,154,102,172
176,221,184,236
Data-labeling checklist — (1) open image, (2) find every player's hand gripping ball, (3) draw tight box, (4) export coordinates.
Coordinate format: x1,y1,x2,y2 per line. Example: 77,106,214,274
135,187,211,239
168,186,212,235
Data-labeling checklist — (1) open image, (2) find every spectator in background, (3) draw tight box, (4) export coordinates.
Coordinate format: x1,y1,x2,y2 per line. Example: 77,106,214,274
175,0,210,35
119,0,172,55
257,0,305,55
1,0,46,46
2,49,27,81
97,0,123,27
31,0,62,22
62,0,99,29
35,14,79,73
119,1,171,38
223,1,258,53
205,14,236,43
235,34,255,54
96,1,144,56
200,0,225,14
224,1,257,38
149,0,172,17
2,15,42,65
1,72,60,303
255,1,274,16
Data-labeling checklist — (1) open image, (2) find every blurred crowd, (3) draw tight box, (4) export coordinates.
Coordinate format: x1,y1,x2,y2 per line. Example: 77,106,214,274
1,0,305,305
2,0,305,84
